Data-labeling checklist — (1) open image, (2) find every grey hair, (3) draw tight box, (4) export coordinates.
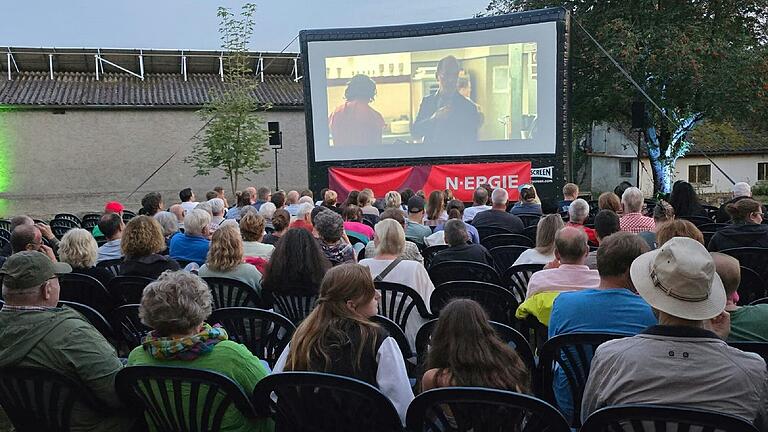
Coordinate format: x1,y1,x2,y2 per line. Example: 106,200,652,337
374,219,405,256
139,271,212,336
733,182,751,198
568,198,590,223
208,198,225,215
184,209,212,236
385,191,402,209
297,202,314,219
58,228,99,268
314,210,344,242
154,211,179,237
444,219,468,247
298,196,314,205
621,187,644,213
491,188,508,206
194,201,213,215
258,202,277,220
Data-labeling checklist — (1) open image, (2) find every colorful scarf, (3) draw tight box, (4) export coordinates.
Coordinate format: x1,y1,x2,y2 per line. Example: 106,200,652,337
142,323,228,361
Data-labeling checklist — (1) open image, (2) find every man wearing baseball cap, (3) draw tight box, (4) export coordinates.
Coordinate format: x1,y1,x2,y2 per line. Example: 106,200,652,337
0,251,135,431
581,237,768,428
405,195,432,246
92,200,125,238
509,184,542,215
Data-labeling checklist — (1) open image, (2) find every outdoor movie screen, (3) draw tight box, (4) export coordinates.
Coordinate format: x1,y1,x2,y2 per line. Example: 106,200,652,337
305,21,558,162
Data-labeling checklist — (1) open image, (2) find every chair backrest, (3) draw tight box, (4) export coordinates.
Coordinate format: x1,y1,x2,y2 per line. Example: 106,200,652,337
681,215,714,226
728,342,768,363
748,297,768,306
502,264,545,302
271,292,318,325
428,260,502,287
370,314,413,359
81,213,102,230
107,275,156,305
49,218,80,239
697,222,730,232
122,210,137,223
252,371,403,432
115,365,258,432
516,213,542,228
702,231,716,248
362,214,379,227
488,246,531,275
202,277,263,309
59,300,115,342
481,233,535,250
109,304,152,350
0,367,106,432
414,319,534,373
0,219,10,232
475,226,513,241
539,332,629,427
522,225,538,243
374,281,432,332
736,266,767,306
208,307,295,368
422,244,449,269
720,247,768,288
96,258,123,277
54,213,82,225
406,387,570,432
429,281,518,325
580,404,759,432
58,273,114,315
0,227,10,242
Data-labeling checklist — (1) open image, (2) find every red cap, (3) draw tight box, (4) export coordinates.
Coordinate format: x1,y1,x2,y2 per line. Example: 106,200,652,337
104,201,124,213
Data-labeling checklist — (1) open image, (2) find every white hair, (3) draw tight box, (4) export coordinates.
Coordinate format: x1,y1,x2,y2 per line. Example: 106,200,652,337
568,198,590,223
296,202,314,219
184,209,212,236
491,188,508,206
154,211,179,237
298,196,314,205
621,187,644,213
258,202,277,220
208,198,225,215
733,182,751,198
194,201,212,215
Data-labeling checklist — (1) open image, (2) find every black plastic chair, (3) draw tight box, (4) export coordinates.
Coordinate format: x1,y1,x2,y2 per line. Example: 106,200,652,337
202,277,263,309
81,213,102,230
0,219,10,232
475,226,514,241
580,404,759,432
406,387,570,432
370,314,413,364
362,214,379,227
428,260,502,287
539,332,629,427
357,246,366,261
173,258,195,269
107,275,155,305
271,293,318,325
729,342,768,363
720,247,768,288
414,319,535,373
488,246,531,275
697,222,730,232
0,228,10,251
522,225,538,243
122,210,136,223
252,372,403,432
96,258,123,277
429,281,518,325
374,281,433,333
54,213,82,226
59,300,115,343
681,215,714,226
502,264,545,302
481,233,534,250
0,367,108,432
422,244,449,269
516,213,542,228
702,231,716,248
109,304,152,351
209,307,295,368
736,266,768,306
58,273,114,315
49,218,80,239
116,366,260,432
748,297,768,305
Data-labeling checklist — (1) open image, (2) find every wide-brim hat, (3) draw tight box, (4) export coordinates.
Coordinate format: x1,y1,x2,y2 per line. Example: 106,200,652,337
630,236,725,321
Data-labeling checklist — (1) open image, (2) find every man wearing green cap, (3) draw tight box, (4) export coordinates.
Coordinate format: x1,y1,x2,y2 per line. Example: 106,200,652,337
0,251,135,431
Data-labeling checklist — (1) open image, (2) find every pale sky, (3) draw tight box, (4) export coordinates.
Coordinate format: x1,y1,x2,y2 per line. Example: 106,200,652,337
2,0,491,52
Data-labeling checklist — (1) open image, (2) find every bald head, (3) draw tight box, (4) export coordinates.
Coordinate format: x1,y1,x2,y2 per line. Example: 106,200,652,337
11,224,39,254
554,227,589,264
169,204,185,222
10,215,34,231
286,190,300,204
711,252,741,297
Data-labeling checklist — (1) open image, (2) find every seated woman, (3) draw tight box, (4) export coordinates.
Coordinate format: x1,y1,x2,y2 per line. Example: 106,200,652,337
343,205,374,241
58,228,114,287
262,227,331,298
513,214,564,266
425,200,480,245
669,180,708,219
198,225,262,294
423,190,448,227
598,191,622,216
258,202,277,231
153,211,179,250
262,209,289,246
709,198,768,251
314,210,356,266
225,189,253,221
239,212,275,260
128,271,271,432
423,298,530,393
363,209,423,263
321,190,343,215
509,184,542,216
120,216,181,279
638,200,675,250
273,264,414,421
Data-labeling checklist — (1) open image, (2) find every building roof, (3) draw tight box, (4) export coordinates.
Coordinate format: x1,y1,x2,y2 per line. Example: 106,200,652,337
687,123,768,156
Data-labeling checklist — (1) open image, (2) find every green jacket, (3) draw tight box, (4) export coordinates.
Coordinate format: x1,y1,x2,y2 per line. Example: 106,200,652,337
0,306,134,432
128,339,272,432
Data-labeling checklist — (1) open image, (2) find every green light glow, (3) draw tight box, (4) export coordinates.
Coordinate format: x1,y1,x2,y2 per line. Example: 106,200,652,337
0,105,14,216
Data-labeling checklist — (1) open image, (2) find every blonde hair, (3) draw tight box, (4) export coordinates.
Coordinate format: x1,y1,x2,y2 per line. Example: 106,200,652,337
358,189,373,207
239,212,266,242
384,191,401,209
374,219,405,256
121,215,167,257
59,228,98,268
206,224,244,272
139,271,212,336
535,214,565,255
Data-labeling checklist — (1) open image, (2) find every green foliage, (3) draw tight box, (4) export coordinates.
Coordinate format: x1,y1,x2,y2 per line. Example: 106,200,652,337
185,3,271,193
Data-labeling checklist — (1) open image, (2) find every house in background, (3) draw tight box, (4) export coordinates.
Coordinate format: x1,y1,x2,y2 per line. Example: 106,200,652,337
577,123,642,196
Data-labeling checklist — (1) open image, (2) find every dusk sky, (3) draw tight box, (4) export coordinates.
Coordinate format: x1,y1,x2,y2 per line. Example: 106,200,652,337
2,0,491,52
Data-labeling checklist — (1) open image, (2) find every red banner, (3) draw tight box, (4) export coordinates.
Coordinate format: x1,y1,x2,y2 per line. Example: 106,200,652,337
329,161,531,202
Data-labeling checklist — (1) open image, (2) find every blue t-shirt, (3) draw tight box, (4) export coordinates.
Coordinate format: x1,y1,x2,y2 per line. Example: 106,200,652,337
169,232,211,265
434,222,481,244
548,288,657,422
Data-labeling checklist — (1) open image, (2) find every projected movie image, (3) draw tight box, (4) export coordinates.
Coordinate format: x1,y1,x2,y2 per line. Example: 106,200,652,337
325,43,538,149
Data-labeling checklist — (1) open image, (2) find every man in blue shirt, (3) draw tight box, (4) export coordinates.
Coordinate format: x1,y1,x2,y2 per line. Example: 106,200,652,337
169,209,211,266
548,232,656,423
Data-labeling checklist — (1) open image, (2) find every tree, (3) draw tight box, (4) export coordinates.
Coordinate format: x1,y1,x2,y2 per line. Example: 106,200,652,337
185,3,271,194
485,0,768,194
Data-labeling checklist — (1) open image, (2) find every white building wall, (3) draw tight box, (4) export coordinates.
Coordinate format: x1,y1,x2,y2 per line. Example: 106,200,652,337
639,154,768,196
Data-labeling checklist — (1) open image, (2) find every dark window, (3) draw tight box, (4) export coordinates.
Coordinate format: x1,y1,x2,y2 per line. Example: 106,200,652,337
688,165,711,185
619,160,632,177
758,163,768,181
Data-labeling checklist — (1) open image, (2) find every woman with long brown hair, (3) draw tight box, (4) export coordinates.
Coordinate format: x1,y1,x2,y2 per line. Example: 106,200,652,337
273,263,413,420
423,190,448,227
423,298,530,393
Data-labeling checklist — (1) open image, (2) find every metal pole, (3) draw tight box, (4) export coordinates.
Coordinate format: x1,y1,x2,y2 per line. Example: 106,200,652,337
274,146,279,190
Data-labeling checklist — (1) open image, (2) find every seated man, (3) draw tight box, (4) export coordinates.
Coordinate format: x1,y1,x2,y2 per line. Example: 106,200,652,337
1,216,59,258
169,209,211,265
549,232,656,422
566,199,598,244
585,210,621,269
559,183,578,213
526,227,600,299
179,187,199,214
9,224,58,263
284,190,301,217
404,196,433,246
462,187,491,222
289,202,314,233
619,187,655,234
430,219,493,267
582,237,767,429
96,213,124,263
713,252,768,342
470,188,524,234
92,201,124,238
0,251,135,431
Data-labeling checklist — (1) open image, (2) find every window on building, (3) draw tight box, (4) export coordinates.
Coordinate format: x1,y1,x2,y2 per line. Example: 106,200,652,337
619,160,633,177
689,164,711,185
759,162,768,181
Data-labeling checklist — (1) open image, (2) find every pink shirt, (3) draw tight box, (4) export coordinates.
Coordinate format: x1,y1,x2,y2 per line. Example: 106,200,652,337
525,264,600,299
344,221,375,239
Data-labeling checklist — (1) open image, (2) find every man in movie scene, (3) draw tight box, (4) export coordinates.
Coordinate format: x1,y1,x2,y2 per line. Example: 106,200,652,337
413,55,482,147
328,74,385,147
